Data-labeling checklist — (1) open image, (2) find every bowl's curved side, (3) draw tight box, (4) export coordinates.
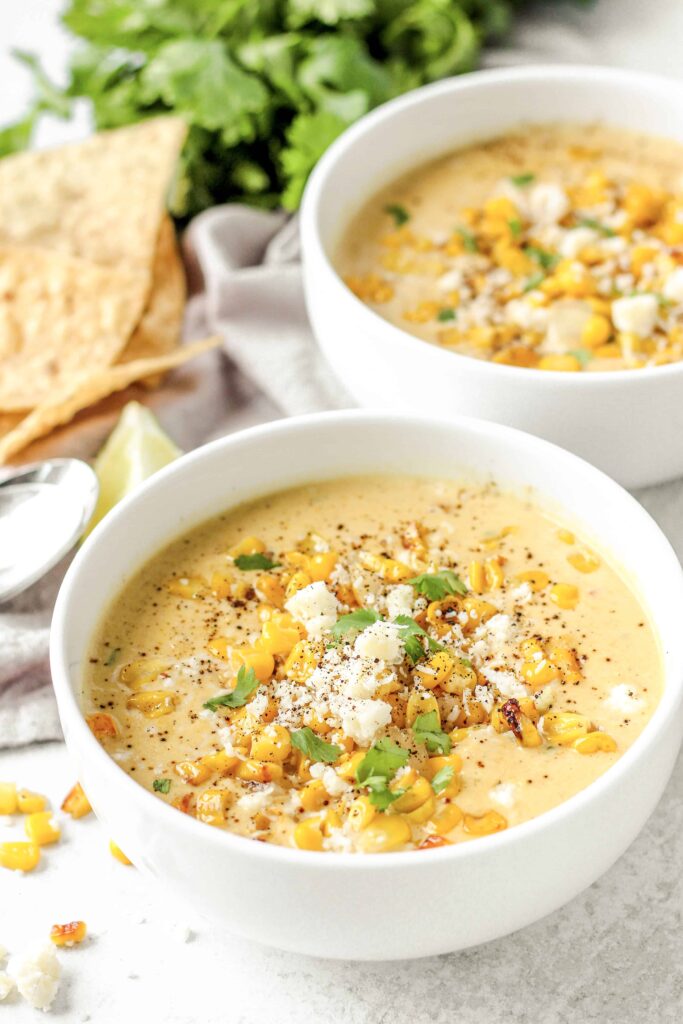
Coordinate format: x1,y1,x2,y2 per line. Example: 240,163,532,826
50,411,683,959
300,66,683,488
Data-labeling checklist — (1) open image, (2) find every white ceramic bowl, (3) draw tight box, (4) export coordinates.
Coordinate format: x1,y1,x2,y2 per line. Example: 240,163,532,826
300,65,683,490
51,412,683,960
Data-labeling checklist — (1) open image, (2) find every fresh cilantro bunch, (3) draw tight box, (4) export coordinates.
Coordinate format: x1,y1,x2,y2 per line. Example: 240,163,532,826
0,0,539,216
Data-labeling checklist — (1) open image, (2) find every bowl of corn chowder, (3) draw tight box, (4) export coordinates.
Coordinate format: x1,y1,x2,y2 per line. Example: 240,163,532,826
51,412,683,959
301,65,683,488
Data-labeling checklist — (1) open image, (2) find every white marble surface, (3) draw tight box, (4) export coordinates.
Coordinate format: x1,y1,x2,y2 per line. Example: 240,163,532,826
1,1,683,1020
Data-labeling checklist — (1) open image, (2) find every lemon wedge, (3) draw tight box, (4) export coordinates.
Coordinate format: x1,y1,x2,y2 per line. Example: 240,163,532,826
85,402,181,536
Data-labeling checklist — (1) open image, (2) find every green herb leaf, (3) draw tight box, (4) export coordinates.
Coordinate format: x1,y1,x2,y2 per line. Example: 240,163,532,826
430,764,455,794
456,226,478,253
508,217,522,239
567,348,593,367
577,217,616,237
437,307,457,322
362,776,405,810
393,615,443,663
510,172,535,186
332,607,381,640
460,657,473,669
407,569,467,601
412,711,452,755
153,778,171,794
524,245,559,271
290,727,342,764
356,738,409,785
233,553,281,571
523,272,546,293
385,203,410,227
203,665,259,712
104,647,121,667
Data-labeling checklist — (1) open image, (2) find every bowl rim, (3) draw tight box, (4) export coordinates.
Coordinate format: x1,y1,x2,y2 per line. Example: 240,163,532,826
301,63,683,387
50,409,683,871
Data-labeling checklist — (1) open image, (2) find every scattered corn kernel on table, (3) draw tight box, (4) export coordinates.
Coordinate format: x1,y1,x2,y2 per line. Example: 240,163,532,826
2,0,683,1020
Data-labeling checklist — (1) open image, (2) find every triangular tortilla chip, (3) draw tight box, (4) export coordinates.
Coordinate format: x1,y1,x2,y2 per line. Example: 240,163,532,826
0,246,149,410
0,117,186,277
0,336,221,463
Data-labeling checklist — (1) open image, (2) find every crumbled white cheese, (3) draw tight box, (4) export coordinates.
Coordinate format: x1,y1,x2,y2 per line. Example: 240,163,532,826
385,584,415,620
0,946,7,963
504,298,548,332
436,268,464,293
605,684,644,714
245,692,268,720
611,293,658,337
315,766,349,797
9,945,61,1011
285,582,339,639
323,825,355,853
341,699,392,745
474,683,495,713
510,581,533,605
354,620,404,664
236,784,276,816
218,726,243,758
528,182,570,225
0,973,14,1001
663,267,683,303
559,226,598,259
481,667,527,699
489,782,517,808
533,681,558,713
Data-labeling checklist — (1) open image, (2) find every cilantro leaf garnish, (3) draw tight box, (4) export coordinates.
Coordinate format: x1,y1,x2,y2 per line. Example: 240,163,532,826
332,607,381,640
407,569,467,601
577,217,616,237
508,217,522,239
437,307,457,322
393,615,444,663
456,227,478,253
460,657,473,669
356,738,410,810
153,778,171,794
203,665,259,711
104,647,120,667
524,245,559,272
290,727,342,764
567,348,593,367
430,764,455,794
385,203,410,227
233,553,280,570
510,172,535,186
522,272,546,293
412,710,451,754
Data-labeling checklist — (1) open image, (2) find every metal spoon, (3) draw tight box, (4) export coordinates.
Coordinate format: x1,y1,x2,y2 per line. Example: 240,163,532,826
0,459,99,603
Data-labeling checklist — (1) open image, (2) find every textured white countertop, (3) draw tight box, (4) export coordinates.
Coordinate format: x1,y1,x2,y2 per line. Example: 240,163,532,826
2,1,682,1020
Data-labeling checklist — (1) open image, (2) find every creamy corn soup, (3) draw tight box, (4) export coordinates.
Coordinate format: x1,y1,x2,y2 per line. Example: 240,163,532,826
337,124,683,371
85,477,661,854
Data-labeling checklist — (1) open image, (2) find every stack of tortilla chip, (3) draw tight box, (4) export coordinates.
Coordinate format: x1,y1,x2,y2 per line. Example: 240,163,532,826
0,117,219,463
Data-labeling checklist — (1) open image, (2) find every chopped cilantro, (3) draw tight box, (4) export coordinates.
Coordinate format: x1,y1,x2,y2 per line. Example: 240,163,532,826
430,764,455,795
233,553,280,570
460,657,473,669
332,607,381,640
356,738,409,810
437,307,457,322
577,217,616,237
510,172,535,187
407,569,467,601
153,778,171,794
523,272,546,293
508,217,522,239
567,348,593,367
524,245,559,271
412,710,452,755
394,615,443,663
456,227,478,253
104,647,120,667
203,665,259,711
290,727,341,764
385,203,410,227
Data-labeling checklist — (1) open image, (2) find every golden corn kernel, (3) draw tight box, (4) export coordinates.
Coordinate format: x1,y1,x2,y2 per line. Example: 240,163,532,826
348,795,376,831
336,751,365,781
624,182,665,226
231,646,275,682
392,777,433,814
174,751,238,787
230,536,266,558
406,691,440,727
0,841,40,872
573,732,617,754
402,793,437,825
259,613,303,656
521,656,560,687
50,921,87,947
197,788,231,827
251,725,291,764
485,557,504,589
550,583,579,610
430,802,464,836
283,639,320,683
538,354,582,372
468,559,486,594
202,751,239,777
236,760,284,784
441,658,477,695
321,807,343,836
418,834,452,850
461,596,498,633
167,576,206,599
25,811,60,846
285,570,312,600
0,782,17,815
356,816,412,853
557,528,575,544
422,754,463,780
86,713,118,740
581,313,612,349
209,571,232,599
300,780,327,812
449,727,470,745
463,811,508,836
547,643,582,684
109,840,132,865
414,650,455,691
307,551,338,582
118,657,170,691
542,710,591,746
126,690,177,719
294,818,324,851
361,553,412,582
567,550,600,573
255,574,285,608
17,789,47,814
